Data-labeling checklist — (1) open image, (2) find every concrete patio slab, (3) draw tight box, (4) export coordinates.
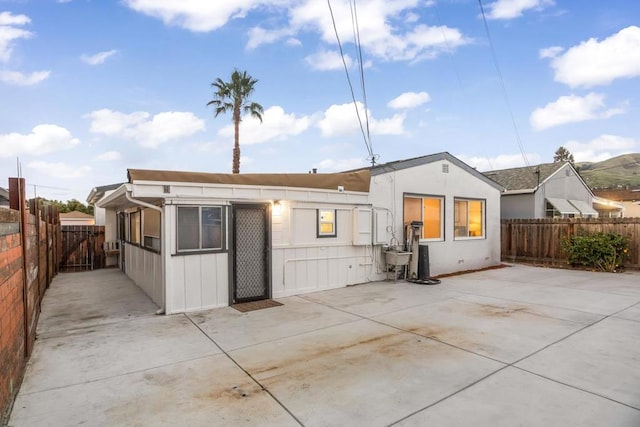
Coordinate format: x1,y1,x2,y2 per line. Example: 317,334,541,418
374,297,587,363
517,316,640,409
396,367,640,427
11,354,298,427
229,319,504,427
8,264,640,426
186,295,360,351
301,280,462,317
614,303,640,322
19,314,221,394
455,294,605,325
36,269,159,338
446,279,637,315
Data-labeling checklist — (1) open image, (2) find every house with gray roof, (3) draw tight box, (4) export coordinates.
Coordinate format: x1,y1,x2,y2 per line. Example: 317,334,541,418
95,152,502,314
484,161,600,219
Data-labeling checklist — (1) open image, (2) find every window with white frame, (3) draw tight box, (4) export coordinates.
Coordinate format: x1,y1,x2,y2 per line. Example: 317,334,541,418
403,195,444,241
454,198,485,239
317,209,337,237
177,206,224,252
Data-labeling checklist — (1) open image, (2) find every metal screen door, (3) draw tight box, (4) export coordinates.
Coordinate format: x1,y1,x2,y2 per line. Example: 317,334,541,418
232,204,270,303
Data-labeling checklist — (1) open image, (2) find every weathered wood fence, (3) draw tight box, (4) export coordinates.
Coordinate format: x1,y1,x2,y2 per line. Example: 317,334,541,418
1,178,61,423
60,226,105,272
501,218,640,269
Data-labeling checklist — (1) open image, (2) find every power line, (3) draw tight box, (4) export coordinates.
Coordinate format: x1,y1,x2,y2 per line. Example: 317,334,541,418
349,0,377,165
478,0,529,167
327,0,375,164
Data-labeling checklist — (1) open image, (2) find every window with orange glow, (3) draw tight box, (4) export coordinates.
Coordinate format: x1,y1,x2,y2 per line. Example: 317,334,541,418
403,195,444,241
454,199,485,239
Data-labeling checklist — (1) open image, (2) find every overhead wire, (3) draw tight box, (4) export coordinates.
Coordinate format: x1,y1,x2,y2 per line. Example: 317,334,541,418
327,0,375,166
478,0,530,167
349,0,377,165
327,0,374,163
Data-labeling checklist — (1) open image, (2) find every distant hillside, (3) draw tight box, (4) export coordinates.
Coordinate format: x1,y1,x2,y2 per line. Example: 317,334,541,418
577,153,640,189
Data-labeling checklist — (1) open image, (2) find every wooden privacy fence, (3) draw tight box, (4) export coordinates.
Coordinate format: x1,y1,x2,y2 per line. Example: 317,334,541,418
501,218,640,269
60,226,105,272
1,178,61,422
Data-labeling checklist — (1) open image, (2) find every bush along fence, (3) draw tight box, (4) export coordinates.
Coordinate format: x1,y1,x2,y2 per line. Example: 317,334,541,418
0,178,61,423
501,218,640,270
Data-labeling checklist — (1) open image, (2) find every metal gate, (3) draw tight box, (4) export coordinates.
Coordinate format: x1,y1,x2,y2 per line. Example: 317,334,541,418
60,225,105,272
232,204,270,303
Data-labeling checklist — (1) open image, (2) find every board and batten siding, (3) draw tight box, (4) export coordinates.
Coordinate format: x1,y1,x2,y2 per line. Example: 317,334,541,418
368,159,502,276
123,243,163,307
271,202,372,297
163,204,229,314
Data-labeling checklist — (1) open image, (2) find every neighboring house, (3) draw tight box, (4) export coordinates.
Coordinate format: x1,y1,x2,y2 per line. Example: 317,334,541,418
97,152,502,314
484,162,602,219
86,183,125,226
59,211,96,226
0,187,9,208
593,189,640,217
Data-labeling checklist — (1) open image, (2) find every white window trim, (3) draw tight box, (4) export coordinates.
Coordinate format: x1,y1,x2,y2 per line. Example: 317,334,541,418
404,194,445,242
453,198,486,240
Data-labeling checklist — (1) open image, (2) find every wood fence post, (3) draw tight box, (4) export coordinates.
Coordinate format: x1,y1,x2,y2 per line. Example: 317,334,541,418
9,177,30,358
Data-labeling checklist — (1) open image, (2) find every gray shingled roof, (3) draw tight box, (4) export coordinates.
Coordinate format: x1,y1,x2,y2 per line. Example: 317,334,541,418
483,162,567,192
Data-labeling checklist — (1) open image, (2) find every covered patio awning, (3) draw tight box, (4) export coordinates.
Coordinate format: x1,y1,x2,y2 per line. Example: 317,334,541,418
546,198,580,215
569,199,598,216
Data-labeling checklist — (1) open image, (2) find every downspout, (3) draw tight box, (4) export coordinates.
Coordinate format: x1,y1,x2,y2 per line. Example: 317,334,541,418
124,191,166,315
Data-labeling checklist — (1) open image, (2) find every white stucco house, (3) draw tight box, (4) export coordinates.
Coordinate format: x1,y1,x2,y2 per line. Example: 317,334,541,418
96,152,502,314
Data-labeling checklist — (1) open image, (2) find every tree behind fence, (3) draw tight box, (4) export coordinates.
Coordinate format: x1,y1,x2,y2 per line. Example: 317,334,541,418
501,218,640,268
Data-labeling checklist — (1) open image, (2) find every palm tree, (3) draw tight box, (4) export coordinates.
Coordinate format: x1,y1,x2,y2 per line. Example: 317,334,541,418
208,70,264,174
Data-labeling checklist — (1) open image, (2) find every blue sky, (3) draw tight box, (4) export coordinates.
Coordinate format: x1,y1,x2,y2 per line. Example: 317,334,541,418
1,0,639,201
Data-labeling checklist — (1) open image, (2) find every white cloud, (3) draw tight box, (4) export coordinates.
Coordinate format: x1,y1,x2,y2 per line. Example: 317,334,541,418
0,12,32,62
388,91,431,109
565,134,639,163
218,106,312,145
124,1,470,63
28,161,91,179
247,26,294,50
94,151,122,161
458,153,542,172
315,157,368,172
547,26,640,88
86,109,205,148
305,49,352,71
485,0,554,20
0,70,50,86
123,0,289,32
317,102,405,137
289,1,470,62
81,49,118,65
0,124,80,158
538,46,563,59
529,93,625,131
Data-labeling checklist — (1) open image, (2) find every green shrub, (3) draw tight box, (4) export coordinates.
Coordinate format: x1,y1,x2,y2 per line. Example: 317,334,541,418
563,231,630,272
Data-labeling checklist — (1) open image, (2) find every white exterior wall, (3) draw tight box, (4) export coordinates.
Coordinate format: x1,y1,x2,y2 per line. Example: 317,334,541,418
501,193,535,219
163,204,229,314
368,160,501,276
149,184,371,314
123,242,163,307
272,201,373,298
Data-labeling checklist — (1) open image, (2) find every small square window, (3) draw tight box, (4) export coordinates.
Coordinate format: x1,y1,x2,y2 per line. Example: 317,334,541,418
317,209,337,237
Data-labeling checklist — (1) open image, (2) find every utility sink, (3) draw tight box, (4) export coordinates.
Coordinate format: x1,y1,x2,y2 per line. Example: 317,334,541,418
384,250,412,266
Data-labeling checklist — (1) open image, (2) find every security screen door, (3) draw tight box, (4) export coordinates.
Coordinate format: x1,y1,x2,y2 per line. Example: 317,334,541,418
232,204,270,303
